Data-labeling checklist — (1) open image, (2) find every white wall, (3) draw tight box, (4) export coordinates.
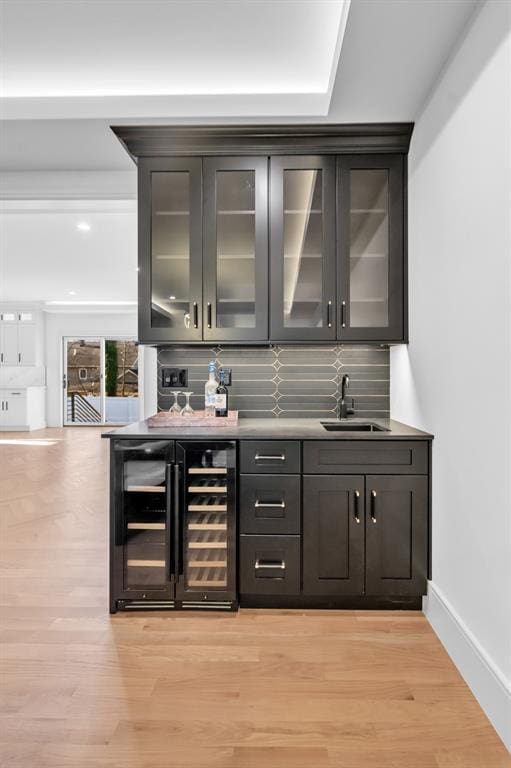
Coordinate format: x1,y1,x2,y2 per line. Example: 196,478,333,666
44,310,138,426
391,0,511,749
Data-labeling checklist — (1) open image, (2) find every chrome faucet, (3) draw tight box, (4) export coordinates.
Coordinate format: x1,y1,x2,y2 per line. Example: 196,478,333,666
338,374,355,420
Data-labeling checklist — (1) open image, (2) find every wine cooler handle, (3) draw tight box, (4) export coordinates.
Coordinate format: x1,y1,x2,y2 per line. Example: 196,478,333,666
174,463,183,576
165,463,174,580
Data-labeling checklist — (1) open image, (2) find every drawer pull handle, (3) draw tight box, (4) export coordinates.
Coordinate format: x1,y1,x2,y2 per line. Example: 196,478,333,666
255,500,285,509
354,490,360,524
254,454,285,461
255,560,286,570
371,490,377,523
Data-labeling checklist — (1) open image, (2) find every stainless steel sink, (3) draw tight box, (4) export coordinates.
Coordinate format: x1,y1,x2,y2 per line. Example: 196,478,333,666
320,421,389,432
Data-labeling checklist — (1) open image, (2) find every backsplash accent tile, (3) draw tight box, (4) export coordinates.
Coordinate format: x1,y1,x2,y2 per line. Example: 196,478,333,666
157,346,389,419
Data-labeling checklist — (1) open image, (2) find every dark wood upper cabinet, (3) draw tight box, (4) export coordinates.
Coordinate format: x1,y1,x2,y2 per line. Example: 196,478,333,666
365,475,428,596
337,155,405,342
118,126,412,345
138,157,203,343
270,156,336,341
203,157,268,341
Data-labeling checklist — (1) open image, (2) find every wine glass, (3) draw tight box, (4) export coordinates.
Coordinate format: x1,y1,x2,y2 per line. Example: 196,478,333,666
180,391,194,416
169,391,182,415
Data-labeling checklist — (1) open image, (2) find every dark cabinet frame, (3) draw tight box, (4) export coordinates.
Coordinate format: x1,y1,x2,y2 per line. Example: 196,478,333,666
270,155,337,341
138,157,203,344
203,156,269,341
337,155,405,342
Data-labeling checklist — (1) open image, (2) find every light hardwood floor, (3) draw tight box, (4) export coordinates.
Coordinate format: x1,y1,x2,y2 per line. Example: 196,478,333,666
0,428,509,768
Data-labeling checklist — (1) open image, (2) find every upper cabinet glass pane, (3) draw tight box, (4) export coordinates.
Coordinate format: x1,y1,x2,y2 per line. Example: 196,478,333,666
215,171,256,328
349,170,389,327
151,172,191,329
283,169,324,328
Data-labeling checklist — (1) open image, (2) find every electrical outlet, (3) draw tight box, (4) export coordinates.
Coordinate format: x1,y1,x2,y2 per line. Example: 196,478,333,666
161,368,188,388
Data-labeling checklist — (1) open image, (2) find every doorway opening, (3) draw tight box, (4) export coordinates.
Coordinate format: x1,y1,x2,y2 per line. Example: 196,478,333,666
63,338,139,425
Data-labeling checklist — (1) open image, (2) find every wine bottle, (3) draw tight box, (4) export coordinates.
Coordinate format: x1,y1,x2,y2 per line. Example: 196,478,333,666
214,370,228,418
204,361,218,417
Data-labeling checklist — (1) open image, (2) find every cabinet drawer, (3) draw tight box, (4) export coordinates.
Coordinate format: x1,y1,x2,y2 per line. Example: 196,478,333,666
239,535,300,595
303,441,428,475
240,474,300,534
240,441,300,474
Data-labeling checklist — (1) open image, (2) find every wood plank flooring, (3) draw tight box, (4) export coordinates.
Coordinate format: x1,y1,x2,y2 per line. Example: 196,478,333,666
0,428,509,768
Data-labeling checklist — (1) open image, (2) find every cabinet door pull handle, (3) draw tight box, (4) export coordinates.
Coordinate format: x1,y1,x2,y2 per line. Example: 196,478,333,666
255,500,285,509
193,302,199,329
254,453,285,461
371,490,377,523
207,302,212,329
327,300,332,328
255,560,285,570
18,353,21,363
354,490,360,523
341,300,346,328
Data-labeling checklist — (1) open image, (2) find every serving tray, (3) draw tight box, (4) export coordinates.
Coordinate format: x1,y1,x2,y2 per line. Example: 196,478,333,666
148,410,239,428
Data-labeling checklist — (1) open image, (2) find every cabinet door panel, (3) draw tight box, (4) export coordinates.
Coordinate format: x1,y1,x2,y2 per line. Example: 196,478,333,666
303,475,364,595
203,157,268,341
338,155,404,341
270,156,336,341
18,324,36,365
365,475,428,595
1,325,18,365
138,158,203,342
4,394,27,426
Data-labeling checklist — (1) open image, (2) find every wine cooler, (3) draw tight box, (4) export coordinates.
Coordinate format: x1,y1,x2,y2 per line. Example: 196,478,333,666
110,439,237,611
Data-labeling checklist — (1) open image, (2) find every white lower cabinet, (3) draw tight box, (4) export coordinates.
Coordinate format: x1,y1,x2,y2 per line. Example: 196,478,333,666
0,388,46,431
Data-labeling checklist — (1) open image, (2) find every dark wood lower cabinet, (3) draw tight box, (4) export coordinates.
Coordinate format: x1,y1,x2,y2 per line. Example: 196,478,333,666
302,473,429,599
365,475,428,596
303,475,365,595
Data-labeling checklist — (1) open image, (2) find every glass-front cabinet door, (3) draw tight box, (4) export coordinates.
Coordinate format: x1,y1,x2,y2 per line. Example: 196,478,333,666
337,155,404,341
138,158,203,343
111,439,175,607
203,157,268,341
270,156,336,340
175,441,236,604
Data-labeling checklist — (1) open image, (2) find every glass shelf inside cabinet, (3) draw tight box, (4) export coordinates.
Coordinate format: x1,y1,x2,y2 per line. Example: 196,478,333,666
123,457,167,588
185,448,229,590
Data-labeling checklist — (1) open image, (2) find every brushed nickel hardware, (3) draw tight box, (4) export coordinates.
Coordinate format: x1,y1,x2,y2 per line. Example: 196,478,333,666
354,490,360,523
255,560,285,570
255,500,285,508
255,453,285,461
371,490,377,523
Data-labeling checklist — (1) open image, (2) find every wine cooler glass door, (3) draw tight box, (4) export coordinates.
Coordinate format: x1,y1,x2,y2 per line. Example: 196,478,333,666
176,442,236,603
112,439,175,602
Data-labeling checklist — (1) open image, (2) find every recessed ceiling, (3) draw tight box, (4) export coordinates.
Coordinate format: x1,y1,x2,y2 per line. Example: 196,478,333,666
1,0,349,114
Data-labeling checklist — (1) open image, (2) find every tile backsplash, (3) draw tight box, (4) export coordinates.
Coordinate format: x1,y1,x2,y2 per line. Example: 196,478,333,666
157,345,389,419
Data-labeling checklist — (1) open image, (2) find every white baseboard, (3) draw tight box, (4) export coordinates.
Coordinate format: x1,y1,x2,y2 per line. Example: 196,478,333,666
424,582,511,752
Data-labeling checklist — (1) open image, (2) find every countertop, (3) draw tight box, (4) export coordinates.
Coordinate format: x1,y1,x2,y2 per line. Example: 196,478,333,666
102,417,433,441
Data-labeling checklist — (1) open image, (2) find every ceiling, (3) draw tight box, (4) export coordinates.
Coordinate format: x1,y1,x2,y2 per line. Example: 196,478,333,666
0,0,480,173
0,0,481,304
0,202,137,304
